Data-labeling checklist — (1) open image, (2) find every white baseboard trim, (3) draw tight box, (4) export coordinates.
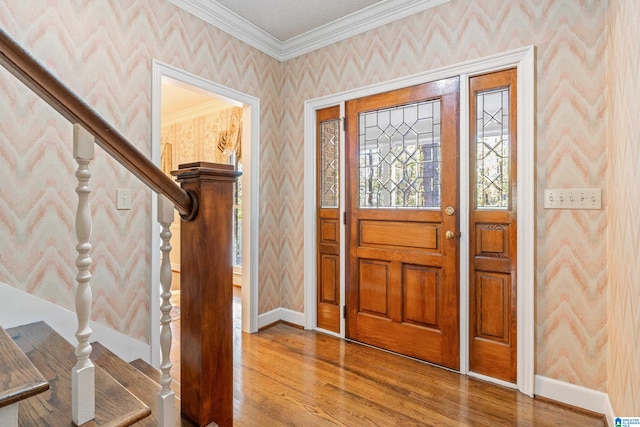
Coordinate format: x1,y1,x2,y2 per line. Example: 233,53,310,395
257,307,305,329
604,395,615,427
257,308,281,329
0,281,150,363
535,375,611,423
280,308,305,327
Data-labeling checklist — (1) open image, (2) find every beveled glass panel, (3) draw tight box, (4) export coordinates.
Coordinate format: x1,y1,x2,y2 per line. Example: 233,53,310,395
476,88,510,209
320,119,340,208
359,99,441,208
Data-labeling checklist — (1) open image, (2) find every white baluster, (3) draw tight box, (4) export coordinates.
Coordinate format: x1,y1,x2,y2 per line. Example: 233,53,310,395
0,404,18,427
157,195,176,426
71,124,95,425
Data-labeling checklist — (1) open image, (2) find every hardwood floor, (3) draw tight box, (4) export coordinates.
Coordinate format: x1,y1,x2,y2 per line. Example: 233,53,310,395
168,285,605,426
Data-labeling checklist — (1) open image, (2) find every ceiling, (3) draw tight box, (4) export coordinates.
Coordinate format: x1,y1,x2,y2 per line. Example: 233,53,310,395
215,0,383,42
162,77,236,119
168,0,449,61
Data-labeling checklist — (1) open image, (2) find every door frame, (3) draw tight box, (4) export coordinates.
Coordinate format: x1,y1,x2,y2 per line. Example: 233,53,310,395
150,60,261,366
303,46,535,396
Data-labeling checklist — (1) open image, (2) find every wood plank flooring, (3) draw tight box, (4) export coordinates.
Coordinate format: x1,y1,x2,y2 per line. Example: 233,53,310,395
165,285,605,426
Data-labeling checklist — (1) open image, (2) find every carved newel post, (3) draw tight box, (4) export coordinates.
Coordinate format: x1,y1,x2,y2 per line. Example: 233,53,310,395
172,162,240,427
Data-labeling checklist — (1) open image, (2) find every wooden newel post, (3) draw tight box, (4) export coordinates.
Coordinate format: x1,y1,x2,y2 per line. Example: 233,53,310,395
171,162,240,427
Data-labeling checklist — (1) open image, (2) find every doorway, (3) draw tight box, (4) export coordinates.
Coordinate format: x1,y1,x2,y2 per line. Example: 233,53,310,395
150,61,261,367
304,46,535,394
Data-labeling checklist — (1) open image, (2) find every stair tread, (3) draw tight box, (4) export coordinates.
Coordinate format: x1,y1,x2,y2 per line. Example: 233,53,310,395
92,342,165,427
0,325,49,408
7,321,151,426
129,359,160,383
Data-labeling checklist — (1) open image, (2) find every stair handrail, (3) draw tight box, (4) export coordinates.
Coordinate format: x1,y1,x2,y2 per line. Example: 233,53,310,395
0,27,194,218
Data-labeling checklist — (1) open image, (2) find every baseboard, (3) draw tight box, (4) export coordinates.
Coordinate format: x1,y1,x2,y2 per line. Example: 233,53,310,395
604,394,615,427
0,281,150,363
535,375,611,424
258,307,305,329
280,308,305,327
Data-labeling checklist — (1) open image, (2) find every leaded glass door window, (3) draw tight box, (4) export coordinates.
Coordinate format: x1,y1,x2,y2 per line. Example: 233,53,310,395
358,99,441,209
476,87,510,209
320,117,340,208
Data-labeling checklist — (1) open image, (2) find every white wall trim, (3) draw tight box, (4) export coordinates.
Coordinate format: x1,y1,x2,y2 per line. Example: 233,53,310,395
258,308,305,330
0,402,18,426
303,46,535,395
151,60,261,367
168,0,449,61
535,375,612,422
0,282,149,362
281,308,306,327
604,394,615,427
257,308,281,329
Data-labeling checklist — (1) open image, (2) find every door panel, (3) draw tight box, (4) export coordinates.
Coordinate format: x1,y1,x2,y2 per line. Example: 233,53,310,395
316,106,341,333
469,68,517,382
346,77,460,369
403,265,439,328
359,260,390,316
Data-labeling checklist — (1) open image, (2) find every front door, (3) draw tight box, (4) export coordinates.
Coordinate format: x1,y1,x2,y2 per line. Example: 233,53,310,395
345,77,461,369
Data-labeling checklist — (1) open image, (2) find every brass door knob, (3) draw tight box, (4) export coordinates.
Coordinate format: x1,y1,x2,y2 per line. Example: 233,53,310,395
445,230,455,240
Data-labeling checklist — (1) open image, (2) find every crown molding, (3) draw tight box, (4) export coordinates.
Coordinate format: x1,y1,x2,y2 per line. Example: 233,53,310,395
168,0,450,62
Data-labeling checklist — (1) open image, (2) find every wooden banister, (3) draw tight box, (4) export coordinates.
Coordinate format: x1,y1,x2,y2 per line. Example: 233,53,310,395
0,27,194,218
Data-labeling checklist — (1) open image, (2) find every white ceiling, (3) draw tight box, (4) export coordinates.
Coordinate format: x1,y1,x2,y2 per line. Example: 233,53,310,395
168,0,449,61
214,0,383,42
162,77,236,119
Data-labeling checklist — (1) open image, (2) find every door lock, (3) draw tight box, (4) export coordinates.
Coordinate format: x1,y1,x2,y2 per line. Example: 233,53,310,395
445,206,455,216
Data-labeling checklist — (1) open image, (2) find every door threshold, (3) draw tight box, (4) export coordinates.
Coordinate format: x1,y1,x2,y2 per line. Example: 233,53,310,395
468,371,518,389
343,337,461,375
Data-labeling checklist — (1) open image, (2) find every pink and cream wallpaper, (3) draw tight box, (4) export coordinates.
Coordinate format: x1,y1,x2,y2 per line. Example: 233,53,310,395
607,0,640,416
0,0,282,341
279,0,608,391
3,0,638,406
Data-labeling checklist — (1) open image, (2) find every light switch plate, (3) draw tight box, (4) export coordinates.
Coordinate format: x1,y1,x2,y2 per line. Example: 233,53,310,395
116,189,132,210
543,188,601,210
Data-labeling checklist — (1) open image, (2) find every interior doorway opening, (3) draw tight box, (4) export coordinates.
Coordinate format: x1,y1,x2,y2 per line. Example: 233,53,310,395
159,77,244,296
150,61,261,367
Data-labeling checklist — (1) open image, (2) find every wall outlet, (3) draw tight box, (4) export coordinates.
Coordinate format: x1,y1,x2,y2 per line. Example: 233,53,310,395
116,189,132,210
543,188,601,210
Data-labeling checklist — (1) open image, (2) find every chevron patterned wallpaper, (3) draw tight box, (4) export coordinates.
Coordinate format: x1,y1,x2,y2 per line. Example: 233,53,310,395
280,0,608,391
607,0,640,416
0,0,282,342
0,0,619,395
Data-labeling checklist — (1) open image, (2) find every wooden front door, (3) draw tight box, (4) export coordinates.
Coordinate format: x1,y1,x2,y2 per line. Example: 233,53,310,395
345,77,461,369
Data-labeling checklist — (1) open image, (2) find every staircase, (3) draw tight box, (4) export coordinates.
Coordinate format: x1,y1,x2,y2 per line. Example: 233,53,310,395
1,322,217,426
1,26,237,427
